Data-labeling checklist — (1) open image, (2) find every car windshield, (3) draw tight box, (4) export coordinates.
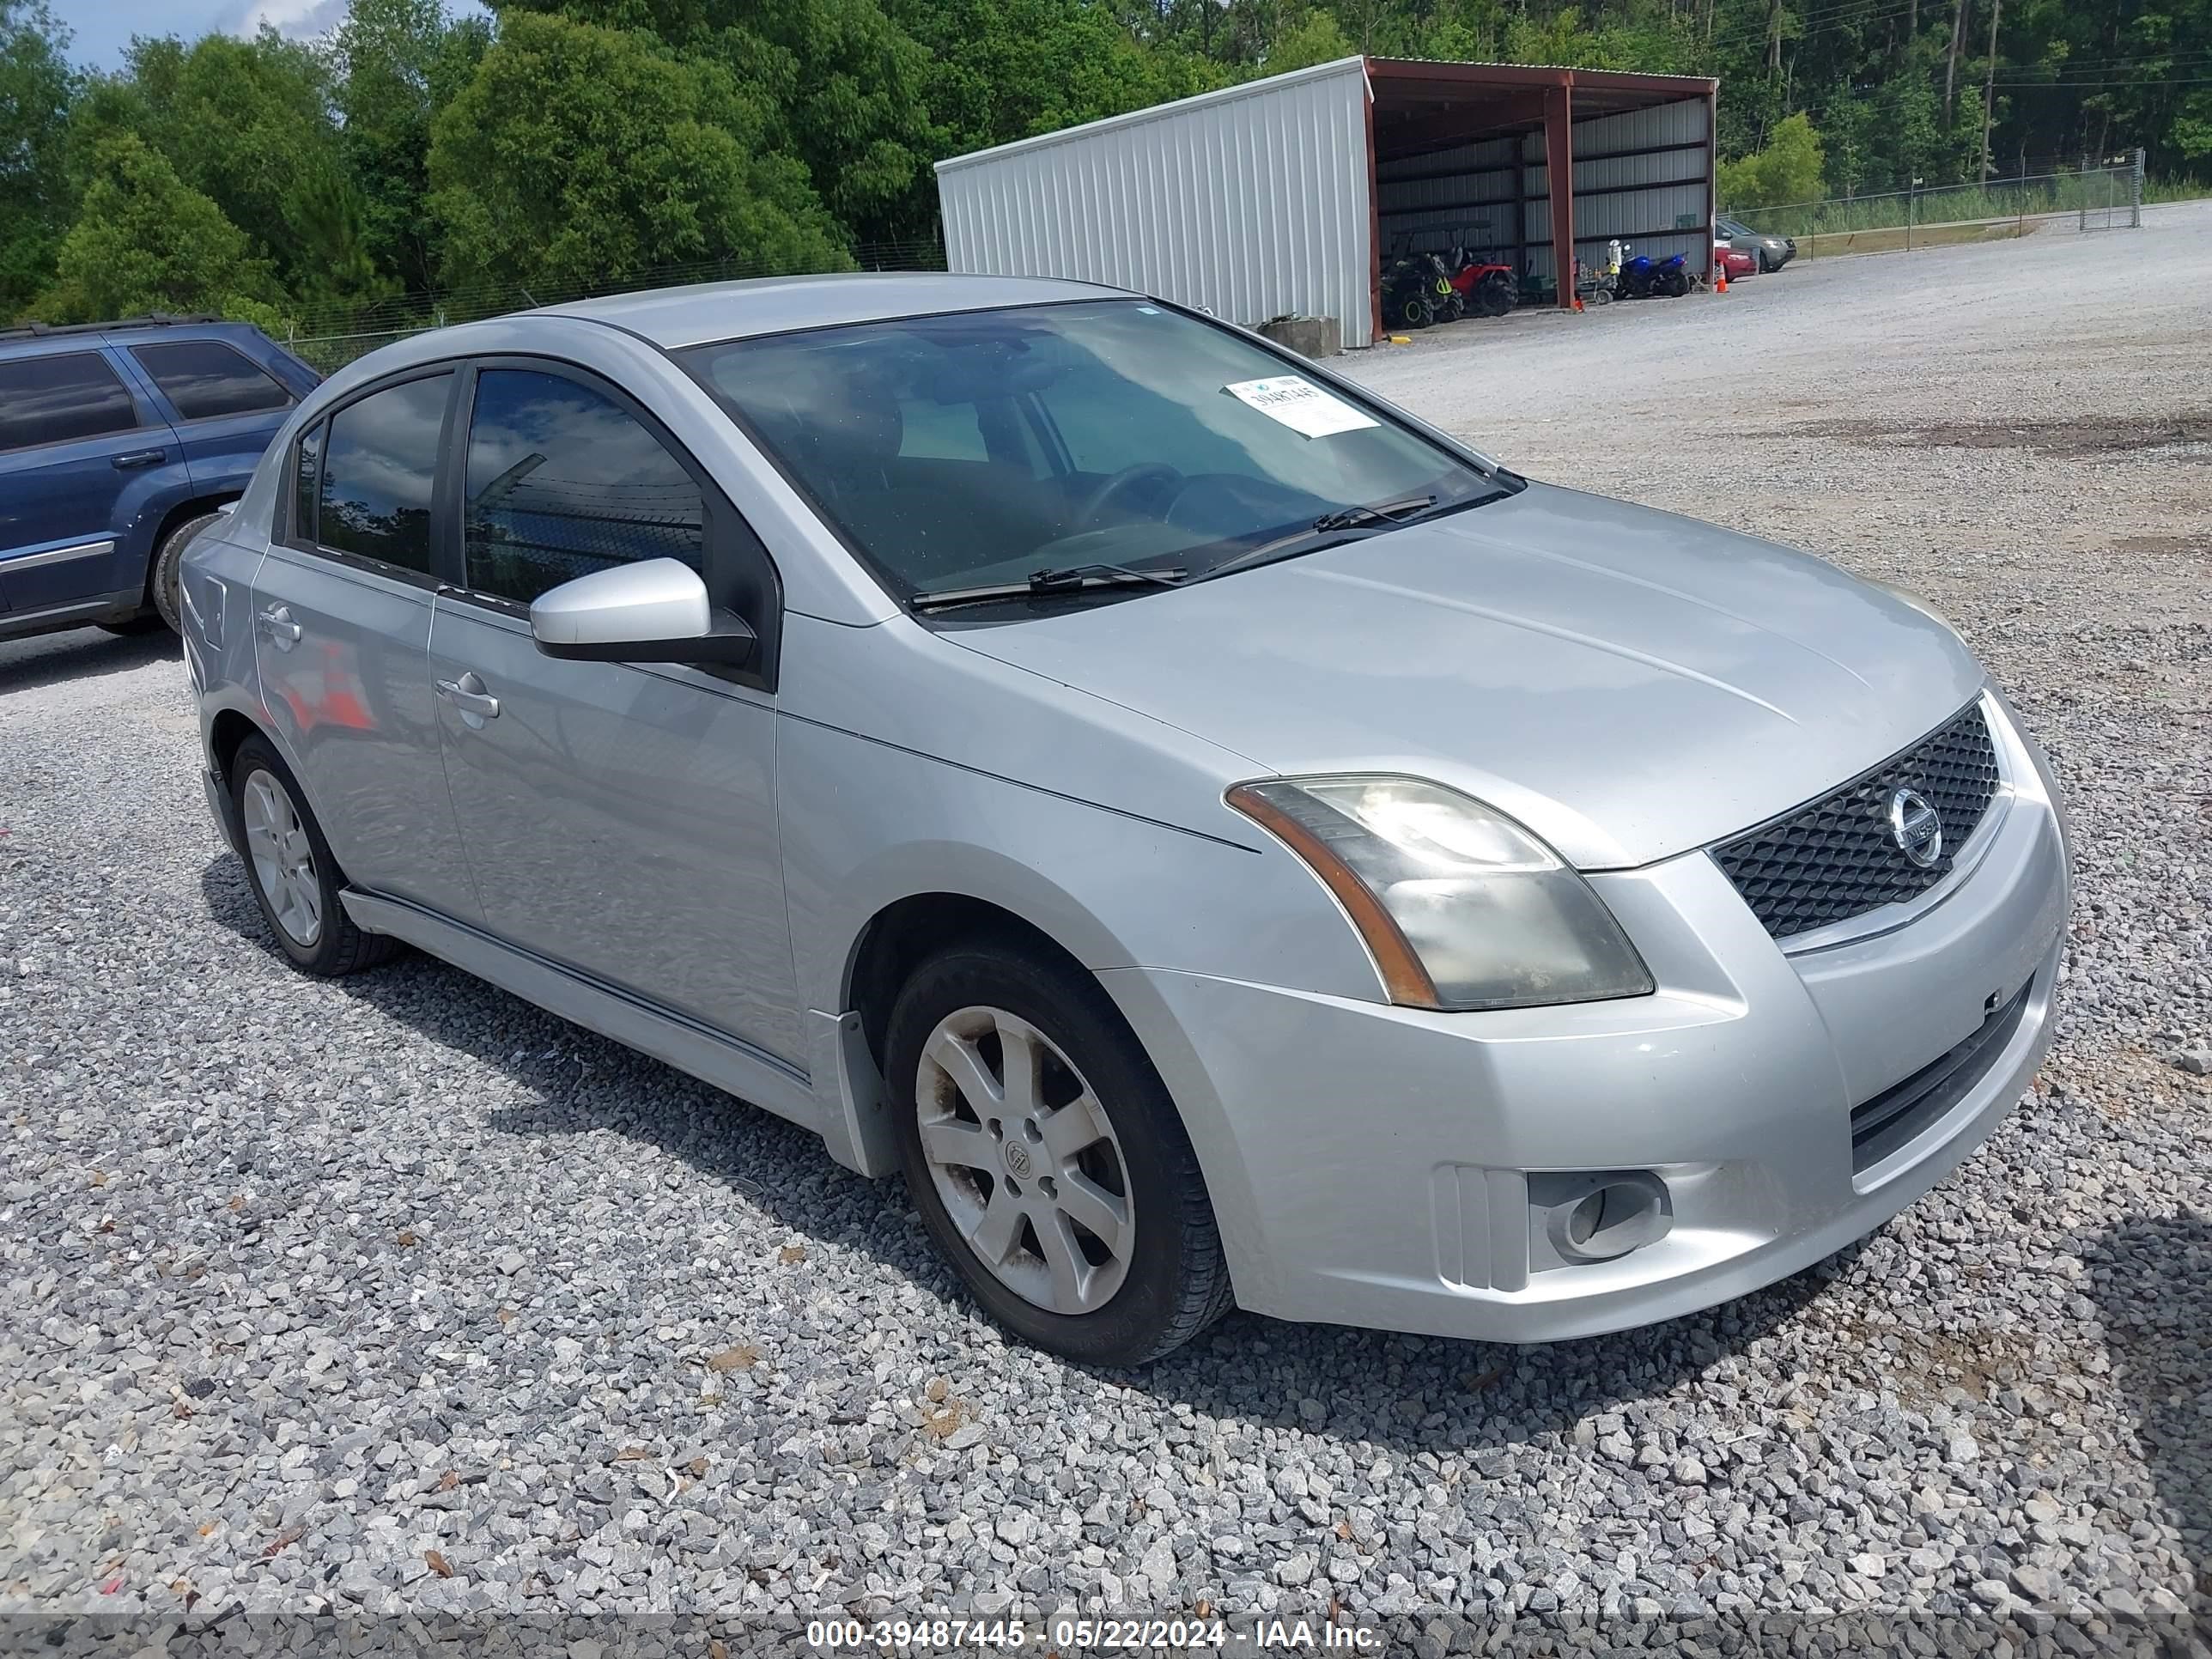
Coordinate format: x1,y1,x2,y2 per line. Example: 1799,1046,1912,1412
678,299,1513,607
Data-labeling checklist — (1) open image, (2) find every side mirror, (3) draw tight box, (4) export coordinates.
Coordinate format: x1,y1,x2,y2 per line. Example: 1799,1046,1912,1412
529,557,756,666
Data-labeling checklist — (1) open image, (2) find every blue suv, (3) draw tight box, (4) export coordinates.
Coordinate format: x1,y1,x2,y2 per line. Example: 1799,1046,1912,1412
0,315,319,643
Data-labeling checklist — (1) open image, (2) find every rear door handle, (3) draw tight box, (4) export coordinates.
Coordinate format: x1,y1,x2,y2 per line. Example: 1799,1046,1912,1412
112,448,167,470
255,604,301,649
434,672,501,723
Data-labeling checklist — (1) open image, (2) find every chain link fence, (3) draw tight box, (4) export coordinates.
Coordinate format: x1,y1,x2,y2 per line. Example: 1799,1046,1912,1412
1727,151,2143,259
283,239,947,374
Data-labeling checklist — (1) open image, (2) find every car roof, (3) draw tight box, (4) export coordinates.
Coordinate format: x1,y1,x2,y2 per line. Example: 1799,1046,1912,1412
0,317,270,356
534,271,1130,349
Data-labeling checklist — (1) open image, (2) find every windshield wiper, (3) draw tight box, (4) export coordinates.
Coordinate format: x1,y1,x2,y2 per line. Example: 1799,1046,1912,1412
1199,496,1437,582
1312,494,1439,532
909,562,1188,614
1198,490,1493,583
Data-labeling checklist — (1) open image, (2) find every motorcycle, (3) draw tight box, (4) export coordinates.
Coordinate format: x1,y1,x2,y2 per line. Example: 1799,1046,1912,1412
1616,243,1692,300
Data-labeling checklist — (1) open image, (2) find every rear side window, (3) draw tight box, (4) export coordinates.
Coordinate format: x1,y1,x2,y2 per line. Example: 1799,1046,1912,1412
318,373,452,574
0,351,141,452
462,368,705,605
131,340,294,421
292,421,323,544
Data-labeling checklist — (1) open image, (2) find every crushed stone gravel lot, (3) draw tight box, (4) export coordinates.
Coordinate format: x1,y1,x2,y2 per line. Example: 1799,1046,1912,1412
3,206,2209,1642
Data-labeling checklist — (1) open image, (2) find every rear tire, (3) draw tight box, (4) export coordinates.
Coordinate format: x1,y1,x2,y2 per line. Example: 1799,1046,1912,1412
1476,272,1516,318
887,940,1233,1365
228,737,398,977
151,511,222,635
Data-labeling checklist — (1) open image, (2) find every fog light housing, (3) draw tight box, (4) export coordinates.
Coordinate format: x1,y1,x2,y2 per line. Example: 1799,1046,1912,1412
1528,1170,1673,1268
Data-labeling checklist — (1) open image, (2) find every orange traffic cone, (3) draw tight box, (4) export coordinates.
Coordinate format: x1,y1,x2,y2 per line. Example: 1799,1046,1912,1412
1573,295,1585,313
1715,261,1728,295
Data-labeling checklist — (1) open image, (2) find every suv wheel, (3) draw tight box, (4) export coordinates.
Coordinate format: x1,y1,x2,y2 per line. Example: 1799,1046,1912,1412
229,737,398,976
152,511,222,634
886,941,1233,1364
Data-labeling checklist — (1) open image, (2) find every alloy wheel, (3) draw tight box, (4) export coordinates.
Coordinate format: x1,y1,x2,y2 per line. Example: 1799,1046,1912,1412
241,769,322,947
914,1005,1134,1315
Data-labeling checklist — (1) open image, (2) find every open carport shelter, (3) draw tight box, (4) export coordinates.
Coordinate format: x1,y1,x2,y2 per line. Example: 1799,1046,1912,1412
936,56,1720,349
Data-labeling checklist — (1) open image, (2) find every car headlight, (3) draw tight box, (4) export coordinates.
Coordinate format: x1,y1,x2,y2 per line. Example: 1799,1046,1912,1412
1226,775,1655,1012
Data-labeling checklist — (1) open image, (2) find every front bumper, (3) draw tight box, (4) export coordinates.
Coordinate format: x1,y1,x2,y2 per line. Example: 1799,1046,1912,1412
1103,693,2069,1342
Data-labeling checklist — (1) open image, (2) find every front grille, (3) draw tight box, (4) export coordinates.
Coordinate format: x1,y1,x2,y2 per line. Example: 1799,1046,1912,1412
1850,978,2032,1172
1712,702,2001,939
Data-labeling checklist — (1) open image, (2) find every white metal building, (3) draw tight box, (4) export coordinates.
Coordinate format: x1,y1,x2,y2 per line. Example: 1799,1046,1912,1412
936,56,1719,349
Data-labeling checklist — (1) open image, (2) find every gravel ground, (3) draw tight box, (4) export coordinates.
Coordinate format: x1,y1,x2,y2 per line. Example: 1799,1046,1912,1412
3,207,2209,1646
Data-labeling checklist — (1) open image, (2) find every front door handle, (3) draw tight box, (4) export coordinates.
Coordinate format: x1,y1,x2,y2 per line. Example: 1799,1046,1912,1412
255,604,301,649
434,672,501,724
112,448,167,470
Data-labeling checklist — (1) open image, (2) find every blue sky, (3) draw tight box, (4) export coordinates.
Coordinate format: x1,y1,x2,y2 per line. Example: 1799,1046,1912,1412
56,0,488,70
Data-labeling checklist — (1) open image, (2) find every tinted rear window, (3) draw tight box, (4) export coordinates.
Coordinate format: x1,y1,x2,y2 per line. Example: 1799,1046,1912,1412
0,351,142,452
131,340,295,421
319,374,452,574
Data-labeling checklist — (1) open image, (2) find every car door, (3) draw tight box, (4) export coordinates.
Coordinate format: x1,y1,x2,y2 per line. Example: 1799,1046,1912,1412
0,345,178,613
121,336,300,488
427,360,801,1066
253,368,481,923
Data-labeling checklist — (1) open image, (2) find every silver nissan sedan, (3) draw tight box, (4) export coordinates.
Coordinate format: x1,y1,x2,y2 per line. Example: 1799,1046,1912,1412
182,275,2069,1364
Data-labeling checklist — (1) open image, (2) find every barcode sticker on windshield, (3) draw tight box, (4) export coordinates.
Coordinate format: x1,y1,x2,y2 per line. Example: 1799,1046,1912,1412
1223,376,1379,439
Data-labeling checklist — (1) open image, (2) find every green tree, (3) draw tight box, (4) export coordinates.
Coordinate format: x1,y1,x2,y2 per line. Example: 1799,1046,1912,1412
1263,7,1357,69
0,1,77,318
328,0,491,293
35,133,281,324
64,29,351,301
1718,110,1826,205
494,0,939,242
894,0,1224,156
426,11,849,289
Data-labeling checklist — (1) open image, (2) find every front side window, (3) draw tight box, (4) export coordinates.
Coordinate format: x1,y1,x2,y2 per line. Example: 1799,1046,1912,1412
318,373,451,574
131,340,294,421
680,300,1511,607
0,351,141,452
462,368,705,605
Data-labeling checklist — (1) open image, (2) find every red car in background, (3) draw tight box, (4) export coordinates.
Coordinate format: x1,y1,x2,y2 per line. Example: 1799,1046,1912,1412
1715,242,1759,283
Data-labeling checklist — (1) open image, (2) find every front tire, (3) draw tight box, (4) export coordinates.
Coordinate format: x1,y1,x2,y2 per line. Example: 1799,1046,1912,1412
228,737,398,976
887,941,1232,1365
151,511,222,635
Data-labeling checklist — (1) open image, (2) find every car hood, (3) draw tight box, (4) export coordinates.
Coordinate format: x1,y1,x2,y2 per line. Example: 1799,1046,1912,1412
948,482,1985,869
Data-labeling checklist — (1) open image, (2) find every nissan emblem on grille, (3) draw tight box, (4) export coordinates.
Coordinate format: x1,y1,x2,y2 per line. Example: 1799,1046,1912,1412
1711,702,2002,939
1887,787,1943,868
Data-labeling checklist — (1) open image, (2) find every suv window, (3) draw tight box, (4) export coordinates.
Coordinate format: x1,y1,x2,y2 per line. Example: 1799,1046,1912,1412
0,351,141,452
463,368,705,605
131,340,294,421
319,373,451,574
